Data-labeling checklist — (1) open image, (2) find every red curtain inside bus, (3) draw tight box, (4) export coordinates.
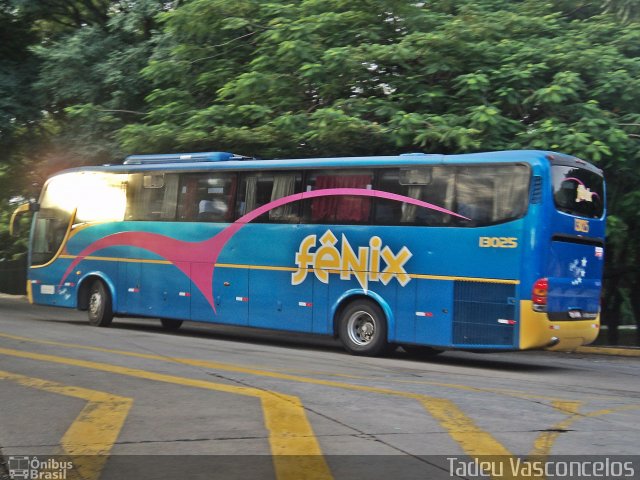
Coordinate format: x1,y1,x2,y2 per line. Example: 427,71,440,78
311,175,372,223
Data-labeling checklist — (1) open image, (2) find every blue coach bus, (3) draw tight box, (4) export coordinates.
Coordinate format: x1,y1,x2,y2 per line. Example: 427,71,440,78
13,150,605,355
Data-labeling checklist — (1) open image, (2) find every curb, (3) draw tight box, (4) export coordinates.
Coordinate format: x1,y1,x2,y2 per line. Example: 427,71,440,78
575,346,640,357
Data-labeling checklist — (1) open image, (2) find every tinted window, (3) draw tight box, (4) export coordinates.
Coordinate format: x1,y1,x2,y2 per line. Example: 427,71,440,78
552,166,604,219
177,172,237,222
126,173,179,221
236,172,302,223
375,167,455,226
374,165,530,227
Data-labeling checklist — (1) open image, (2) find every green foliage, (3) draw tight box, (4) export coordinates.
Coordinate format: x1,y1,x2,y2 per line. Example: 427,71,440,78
0,0,40,149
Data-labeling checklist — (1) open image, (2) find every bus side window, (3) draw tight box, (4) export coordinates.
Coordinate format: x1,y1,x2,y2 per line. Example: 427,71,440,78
374,167,451,226
126,173,179,221
236,172,302,223
178,172,237,222
269,173,301,222
374,169,405,225
454,165,529,226
303,170,373,224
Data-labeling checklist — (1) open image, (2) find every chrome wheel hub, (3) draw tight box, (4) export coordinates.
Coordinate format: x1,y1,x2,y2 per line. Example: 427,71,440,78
347,311,376,346
89,292,102,317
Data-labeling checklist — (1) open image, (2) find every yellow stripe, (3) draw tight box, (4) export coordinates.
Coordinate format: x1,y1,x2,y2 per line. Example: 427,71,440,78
0,369,132,480
58,254,172,265
51,255,518,284
216,263,298,272
410,274,519,284
0,346,331,480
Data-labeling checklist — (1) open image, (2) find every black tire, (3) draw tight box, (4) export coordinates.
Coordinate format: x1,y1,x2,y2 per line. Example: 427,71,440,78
87,280,113,327
402,344,444,358
160,318,183,330
338,299,388,356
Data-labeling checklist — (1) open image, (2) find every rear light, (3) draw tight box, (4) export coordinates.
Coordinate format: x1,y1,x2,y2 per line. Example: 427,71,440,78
532,278,548,312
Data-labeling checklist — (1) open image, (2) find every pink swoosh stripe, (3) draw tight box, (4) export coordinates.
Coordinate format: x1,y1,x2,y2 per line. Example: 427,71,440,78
59,188,468,313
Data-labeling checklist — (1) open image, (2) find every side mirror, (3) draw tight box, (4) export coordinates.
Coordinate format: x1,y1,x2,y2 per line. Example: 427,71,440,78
9,202,37,236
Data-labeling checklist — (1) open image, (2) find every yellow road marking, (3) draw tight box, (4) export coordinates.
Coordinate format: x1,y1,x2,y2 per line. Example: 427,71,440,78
0,347,332,480
530,401,640,463
0,332,552,399
530,401,582,458
0,333,511,461
0,369,132,480
264,368,572,402
418,396,513,454
4,332,638,478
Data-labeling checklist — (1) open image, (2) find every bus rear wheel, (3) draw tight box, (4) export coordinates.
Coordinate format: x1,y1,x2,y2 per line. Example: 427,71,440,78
87,280,113,327
338,299,388,356
160,319,183,330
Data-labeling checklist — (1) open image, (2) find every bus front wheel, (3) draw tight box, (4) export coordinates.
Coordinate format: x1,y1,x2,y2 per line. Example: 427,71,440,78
338,299,388,356
87,280,113,327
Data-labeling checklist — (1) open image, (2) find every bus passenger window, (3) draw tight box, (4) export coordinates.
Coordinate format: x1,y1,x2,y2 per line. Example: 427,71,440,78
269,174,301,222
236,172,301,223
303,170,373,224
178,172,236,222
375,167,451,226
453,165,529,226
126,173,179,221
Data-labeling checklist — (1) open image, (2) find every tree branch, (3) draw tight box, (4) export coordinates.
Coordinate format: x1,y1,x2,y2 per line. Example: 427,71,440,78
189,31,259,64
96,108,148,115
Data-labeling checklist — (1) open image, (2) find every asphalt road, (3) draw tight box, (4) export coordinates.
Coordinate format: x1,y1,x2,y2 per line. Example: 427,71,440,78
0,294,639,480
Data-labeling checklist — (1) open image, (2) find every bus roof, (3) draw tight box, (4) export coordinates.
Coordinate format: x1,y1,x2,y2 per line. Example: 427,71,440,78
51,150,601,176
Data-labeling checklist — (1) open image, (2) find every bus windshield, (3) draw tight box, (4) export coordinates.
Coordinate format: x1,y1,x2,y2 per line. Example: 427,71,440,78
32,172,127,265
552,165,604,219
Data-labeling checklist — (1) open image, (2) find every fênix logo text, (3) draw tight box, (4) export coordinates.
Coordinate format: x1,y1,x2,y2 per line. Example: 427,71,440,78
292,230,412,290
8,456,74,480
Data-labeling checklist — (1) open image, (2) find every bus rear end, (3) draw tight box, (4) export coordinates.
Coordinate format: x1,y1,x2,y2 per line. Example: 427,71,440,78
521,154,605,351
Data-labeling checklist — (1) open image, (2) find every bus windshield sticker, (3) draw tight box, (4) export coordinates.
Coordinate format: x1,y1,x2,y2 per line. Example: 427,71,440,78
576,183,595,203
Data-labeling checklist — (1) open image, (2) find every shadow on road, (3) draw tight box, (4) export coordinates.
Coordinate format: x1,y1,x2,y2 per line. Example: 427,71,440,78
5,296,570,373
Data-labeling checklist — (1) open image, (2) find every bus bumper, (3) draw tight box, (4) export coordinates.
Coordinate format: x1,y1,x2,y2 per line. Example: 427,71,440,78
26,280,34,304
519,300,600,351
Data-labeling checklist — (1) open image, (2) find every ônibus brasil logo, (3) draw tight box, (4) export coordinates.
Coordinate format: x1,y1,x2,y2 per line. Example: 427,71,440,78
292,230,412,290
